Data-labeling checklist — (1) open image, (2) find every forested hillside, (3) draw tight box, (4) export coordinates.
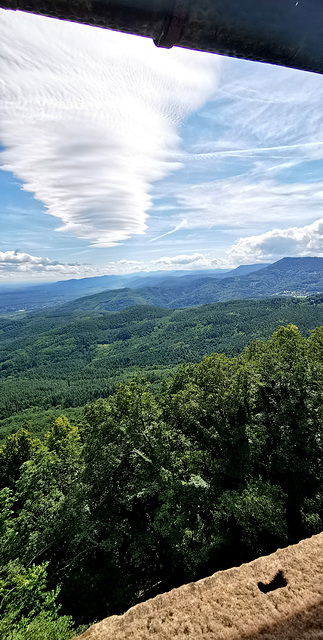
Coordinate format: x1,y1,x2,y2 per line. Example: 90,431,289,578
1,295,323,436
0,325,322,638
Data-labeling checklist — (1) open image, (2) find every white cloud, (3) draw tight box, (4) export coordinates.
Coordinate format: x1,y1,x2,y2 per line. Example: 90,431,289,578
102,259,147,274
0,250,96,278
0,250,223,281
0,10,218,247
152,253,221,269
228,218,323,263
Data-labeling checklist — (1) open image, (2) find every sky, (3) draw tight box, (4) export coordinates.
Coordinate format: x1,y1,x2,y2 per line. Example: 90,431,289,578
1,9,323,282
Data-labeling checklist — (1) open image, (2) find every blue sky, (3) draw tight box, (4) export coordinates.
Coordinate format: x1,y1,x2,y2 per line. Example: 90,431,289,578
1,10,323,282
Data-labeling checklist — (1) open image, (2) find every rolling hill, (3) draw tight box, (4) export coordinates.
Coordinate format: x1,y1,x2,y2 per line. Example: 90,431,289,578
1,293,322,431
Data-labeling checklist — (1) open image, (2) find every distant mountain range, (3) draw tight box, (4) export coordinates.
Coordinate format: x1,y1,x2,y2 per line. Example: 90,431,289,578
53,257,323,315
1,257,322,315
0,263,269,313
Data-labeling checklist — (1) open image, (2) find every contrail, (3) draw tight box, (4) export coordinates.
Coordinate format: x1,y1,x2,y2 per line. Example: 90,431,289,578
149,219,187,243
190,140,323,160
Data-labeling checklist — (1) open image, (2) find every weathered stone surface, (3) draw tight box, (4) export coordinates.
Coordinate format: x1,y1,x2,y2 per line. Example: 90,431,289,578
73,533,323,640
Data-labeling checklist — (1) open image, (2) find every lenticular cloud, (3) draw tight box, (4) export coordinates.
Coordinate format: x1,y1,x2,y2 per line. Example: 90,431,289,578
0,10,218,246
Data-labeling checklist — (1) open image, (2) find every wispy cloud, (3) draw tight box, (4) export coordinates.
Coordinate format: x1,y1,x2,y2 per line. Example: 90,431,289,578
156,178,323,232
154,58,323,239
0,10,218,248
197,59,323,157
188,141,323,161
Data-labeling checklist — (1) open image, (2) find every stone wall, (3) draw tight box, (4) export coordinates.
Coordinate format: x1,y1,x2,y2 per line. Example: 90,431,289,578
73,532,323,640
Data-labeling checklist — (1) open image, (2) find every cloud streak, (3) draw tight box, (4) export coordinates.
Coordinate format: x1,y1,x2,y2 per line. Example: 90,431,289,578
149,218,187,243
189,140,323,161
0,10,218,247
153,58,323,240
157,178,323,231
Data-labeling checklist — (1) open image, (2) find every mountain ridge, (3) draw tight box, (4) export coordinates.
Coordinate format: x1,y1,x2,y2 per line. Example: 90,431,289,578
0,265,257,312
54,257,323,315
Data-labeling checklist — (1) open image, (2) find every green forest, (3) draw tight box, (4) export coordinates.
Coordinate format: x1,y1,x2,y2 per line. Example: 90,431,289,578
0,323,322,639
1,295,323,438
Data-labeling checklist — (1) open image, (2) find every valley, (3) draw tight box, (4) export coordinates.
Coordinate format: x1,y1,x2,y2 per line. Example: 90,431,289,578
0,258,322,638
1,292,323,436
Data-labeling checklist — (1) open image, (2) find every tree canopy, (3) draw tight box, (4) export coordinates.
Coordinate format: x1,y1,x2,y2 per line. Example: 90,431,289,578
0,325,322,636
